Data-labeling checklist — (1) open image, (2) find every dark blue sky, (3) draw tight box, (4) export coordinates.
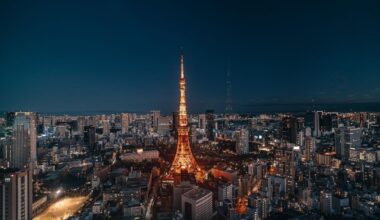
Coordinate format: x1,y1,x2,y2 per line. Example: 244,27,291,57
1,1,380,113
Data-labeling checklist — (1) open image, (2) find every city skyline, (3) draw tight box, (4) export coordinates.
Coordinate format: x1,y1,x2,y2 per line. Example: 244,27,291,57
2,1,380,220
1,1,380,113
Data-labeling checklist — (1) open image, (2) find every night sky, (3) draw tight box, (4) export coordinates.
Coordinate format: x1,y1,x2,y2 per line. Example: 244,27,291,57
1,1,380,113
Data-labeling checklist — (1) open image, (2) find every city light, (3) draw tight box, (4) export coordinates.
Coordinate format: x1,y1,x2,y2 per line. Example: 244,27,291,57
1,2,379,219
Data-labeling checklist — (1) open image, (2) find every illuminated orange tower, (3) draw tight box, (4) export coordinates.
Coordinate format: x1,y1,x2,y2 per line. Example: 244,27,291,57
170,53,202,178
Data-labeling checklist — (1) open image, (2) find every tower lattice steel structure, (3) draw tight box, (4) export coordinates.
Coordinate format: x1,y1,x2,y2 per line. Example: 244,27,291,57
170,53,202,176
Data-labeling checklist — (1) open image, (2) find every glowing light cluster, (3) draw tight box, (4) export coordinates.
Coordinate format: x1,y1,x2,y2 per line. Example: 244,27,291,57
34,196,88,220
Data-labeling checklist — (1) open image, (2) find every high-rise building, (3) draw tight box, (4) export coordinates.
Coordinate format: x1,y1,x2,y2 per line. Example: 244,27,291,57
0,168,33,220
345,127,362,147
296,130,304,146
218,183,233,202
1,136,12,165
235,128,249,155
320,113,337,132
157,116,171,136
304,127,315,162
274,147,296,194
335,126,362,160
11,112,37,169
77,116,85,133
335,127,345,159
205,110,215,141
84,125,96,152
121,113,129,134
267,175,287,200
5,112,15,127
320,191,333,215
282,116,297,144
198,114,206,130
313,111,322,137
101,120,110,135
172,181,196,211
182,187,213,220
34,113,43,135
150,110,160,131
248,162,266,180
296,117,305,130
248,195,268,220
170,53,202,181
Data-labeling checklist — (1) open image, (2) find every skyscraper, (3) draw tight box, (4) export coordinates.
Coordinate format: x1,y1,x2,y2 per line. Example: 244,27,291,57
248,195,269,220
157,116,171,136
304,127,314,162
5,112,15,127
320,191,333,215
84,125,96,152
172,181,196,211
335,126,362,160
170,53,202,180
121,113,129,134
182,187,213,220
1,136,12,165
150,110,160,131
198,114,206,130
313,111,321,137
320,113,337,132
335,127,345,160
101,119,110,135
0,169,33,220
235,128,249,155
218,183,233,202
282,116,297,144
11,112,37,169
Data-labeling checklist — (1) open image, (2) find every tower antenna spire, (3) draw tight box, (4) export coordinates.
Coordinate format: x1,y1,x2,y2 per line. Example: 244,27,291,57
225,61,232,113
180,48,184,79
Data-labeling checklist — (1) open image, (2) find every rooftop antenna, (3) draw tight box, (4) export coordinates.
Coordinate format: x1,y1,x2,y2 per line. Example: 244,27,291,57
225,62,232,113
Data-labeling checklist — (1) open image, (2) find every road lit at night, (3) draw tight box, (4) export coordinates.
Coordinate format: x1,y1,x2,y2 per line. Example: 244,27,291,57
34,196,88,220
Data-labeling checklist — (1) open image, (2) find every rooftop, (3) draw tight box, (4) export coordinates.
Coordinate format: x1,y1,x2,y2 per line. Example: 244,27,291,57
183,187,212,201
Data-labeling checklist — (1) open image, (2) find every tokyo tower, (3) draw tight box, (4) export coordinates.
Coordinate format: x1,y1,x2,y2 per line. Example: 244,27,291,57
170,53,203,179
